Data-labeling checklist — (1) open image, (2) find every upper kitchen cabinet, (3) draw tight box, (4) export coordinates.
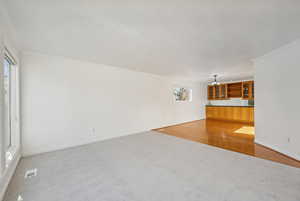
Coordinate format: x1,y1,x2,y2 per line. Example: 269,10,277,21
215,85,220,99
252,81,254,99
227,82,242,98
242,81,254,100
207,84,228,100
207,85,215,100
219,84,227,99
207,81,254,100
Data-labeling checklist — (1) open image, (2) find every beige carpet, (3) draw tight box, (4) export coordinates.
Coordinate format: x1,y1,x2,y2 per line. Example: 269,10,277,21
4,131,300,201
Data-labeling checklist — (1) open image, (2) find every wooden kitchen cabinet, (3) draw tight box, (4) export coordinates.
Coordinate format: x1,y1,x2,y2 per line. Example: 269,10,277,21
207,85,215,100
215,85,220,99
206,106,254,124
252,82,254,99
227,82,242,98
207,84,228,100
242,81,254,100
207,81,254,100
219,84,227,99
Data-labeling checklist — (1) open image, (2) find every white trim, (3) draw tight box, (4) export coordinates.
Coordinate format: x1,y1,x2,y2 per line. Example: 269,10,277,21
255,139,300,161
4,47,17,65
0,6,21,201
2,47,20,165
0,45,21,201
0,150,20,201
0,35,6,176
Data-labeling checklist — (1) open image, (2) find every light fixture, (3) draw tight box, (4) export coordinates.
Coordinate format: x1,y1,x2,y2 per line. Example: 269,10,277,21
211,74,220,85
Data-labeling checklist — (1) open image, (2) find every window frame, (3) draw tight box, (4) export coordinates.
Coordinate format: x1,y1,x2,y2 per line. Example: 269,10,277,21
2,47,20,167
3,55,13,150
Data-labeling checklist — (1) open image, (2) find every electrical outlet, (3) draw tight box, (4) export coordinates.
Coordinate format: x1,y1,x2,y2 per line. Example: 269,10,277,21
25,168,37,179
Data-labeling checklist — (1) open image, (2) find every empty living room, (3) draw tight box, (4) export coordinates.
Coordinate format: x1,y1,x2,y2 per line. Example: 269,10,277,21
1,0,300,201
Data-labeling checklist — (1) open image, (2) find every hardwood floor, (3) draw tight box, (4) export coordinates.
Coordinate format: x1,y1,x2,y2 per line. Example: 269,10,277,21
154,119,300,168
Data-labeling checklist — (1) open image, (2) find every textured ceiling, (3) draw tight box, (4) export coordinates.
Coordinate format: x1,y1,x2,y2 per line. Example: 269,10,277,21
3,0,300,81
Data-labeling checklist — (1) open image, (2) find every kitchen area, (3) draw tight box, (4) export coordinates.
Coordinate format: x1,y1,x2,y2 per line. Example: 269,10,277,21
206,77,255,125
156,76,300,167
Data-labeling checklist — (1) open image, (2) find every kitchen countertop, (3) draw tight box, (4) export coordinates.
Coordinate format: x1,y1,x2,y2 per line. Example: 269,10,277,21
206,105,254,107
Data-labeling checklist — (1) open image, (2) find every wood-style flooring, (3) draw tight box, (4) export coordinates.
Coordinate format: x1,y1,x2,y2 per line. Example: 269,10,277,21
154,119,300,168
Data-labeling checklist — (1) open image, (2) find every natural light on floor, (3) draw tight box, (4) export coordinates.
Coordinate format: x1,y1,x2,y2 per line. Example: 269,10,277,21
234,126,255,136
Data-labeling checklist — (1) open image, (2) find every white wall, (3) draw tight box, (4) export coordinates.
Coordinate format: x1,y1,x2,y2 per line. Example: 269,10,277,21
0,4,21,201
254,39,300,160
21,52,206,156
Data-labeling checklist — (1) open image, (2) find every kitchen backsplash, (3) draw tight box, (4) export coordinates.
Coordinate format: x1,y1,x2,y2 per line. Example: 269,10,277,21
208,98,254,106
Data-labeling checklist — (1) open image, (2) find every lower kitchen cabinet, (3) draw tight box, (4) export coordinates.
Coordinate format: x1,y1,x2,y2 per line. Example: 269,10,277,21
206,106,254,124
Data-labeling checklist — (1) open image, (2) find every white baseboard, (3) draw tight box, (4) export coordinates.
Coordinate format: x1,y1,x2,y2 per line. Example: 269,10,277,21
0,152,21,201
255,139,300,161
